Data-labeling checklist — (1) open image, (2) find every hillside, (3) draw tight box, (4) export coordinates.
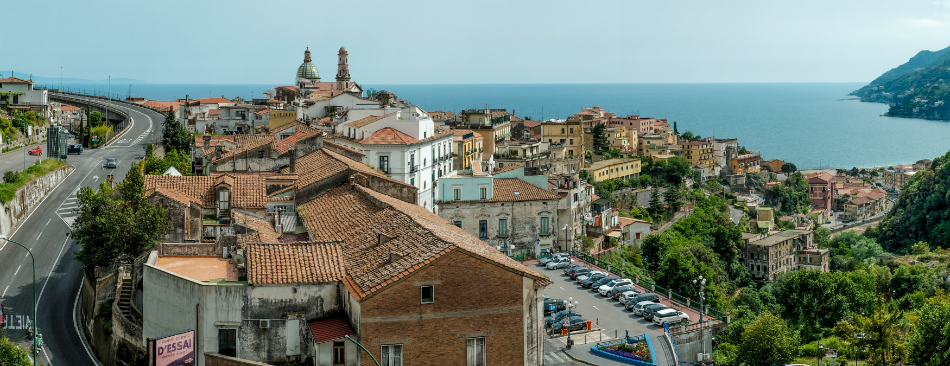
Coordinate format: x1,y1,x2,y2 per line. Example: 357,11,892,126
868,151,950,252
851,45,950,120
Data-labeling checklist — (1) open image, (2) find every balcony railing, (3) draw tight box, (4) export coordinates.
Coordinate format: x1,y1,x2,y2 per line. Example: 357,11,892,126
410,164,419,173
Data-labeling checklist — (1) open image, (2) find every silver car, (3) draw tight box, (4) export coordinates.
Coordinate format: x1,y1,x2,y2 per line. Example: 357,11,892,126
576,270,605,282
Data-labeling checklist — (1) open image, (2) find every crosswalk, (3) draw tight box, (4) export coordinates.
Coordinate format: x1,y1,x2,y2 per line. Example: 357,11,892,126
57,190,80,227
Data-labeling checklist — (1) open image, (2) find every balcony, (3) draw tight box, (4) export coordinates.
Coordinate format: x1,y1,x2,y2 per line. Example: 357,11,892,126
410,164,419,173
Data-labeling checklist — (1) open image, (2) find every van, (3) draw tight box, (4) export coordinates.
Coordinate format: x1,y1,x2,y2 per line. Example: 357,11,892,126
68,144,83,155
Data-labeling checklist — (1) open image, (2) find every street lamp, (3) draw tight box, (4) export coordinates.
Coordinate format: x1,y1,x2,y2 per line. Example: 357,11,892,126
565,297,579,349
818,342,824,366
0,235,37,366
562,224,569,253
693,275,707,363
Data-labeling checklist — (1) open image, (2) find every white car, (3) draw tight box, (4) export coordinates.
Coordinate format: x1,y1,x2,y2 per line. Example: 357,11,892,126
576,271,605,282
598,279,633,296
654,310,690,326
539,253,568,266
619,291,640,303
546,258,574,269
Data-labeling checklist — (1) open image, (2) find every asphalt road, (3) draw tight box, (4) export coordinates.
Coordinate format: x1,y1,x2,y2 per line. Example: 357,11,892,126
0,96,163,366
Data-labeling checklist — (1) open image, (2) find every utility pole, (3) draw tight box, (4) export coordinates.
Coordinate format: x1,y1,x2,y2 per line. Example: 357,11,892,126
694,275,707,363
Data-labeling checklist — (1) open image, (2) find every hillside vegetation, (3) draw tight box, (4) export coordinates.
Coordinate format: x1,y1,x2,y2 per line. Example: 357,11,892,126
852,45,950,120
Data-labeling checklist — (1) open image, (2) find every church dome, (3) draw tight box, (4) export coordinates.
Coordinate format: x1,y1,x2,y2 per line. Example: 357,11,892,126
297,62,319,79
297,47,319,79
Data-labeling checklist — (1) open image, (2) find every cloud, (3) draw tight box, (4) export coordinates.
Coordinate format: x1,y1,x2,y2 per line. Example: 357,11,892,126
910,18,944,27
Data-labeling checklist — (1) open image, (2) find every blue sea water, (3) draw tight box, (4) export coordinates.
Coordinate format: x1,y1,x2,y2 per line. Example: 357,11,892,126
57,82,950,169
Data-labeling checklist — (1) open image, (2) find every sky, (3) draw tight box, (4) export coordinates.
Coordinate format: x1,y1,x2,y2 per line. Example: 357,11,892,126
4,0,950,85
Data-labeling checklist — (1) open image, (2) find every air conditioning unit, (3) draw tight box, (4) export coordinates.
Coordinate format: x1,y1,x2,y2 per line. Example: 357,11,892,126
259,320,271,329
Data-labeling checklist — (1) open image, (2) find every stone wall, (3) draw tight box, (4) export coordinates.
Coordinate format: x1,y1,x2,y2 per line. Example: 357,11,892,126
205,353,272,366
0,164,73,238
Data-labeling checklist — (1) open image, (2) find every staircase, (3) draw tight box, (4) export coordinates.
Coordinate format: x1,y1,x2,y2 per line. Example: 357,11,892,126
118,276,134,321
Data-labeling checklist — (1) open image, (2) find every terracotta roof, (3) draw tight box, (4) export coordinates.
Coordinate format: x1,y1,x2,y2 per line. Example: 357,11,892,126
278,85,299,92
232,210,280,243
850,196,871,205
492,163,522,175
490,178,560,202
617,217,650,228
244,242,345,284
147,187,202,206
523,120,541,128
807,172,834,183
359,127,421,145
254,109,268,115
274,125,322,153
298,185,550,301
0,77,31,83
194,97,232,104
208,109,221,115
294,148,410,192
453,129,482,142
61,105,80,112
308,317,356,344
143,100,180,112
279,232,311,243
144,173,267,207
347,113,392,128
212,135,276,163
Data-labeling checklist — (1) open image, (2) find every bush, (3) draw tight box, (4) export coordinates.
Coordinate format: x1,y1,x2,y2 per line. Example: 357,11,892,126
3,170,18,183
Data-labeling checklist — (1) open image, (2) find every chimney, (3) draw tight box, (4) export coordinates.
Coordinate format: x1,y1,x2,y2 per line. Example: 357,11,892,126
288,147,296,173
203,134,211,148
349,175,356,186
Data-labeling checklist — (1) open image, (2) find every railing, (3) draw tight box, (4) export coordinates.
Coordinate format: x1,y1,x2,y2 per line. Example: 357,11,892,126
409,164,419,173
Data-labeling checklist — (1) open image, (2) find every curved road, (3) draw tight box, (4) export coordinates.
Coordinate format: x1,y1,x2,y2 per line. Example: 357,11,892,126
0,95,164,366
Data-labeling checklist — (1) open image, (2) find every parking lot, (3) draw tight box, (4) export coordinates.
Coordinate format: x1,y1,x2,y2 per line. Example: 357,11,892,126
534,258,680,366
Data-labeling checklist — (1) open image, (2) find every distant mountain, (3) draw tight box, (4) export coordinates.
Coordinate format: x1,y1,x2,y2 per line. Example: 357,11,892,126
851,45,950,120
1,71,146,85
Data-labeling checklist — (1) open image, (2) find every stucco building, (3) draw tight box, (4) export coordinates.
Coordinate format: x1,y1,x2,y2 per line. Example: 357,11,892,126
540,118,585,159
743,229,828,281
585,158,642,183
807,172,836,211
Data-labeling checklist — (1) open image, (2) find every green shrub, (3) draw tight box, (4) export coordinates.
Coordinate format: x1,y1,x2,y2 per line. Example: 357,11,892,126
3,170,18,183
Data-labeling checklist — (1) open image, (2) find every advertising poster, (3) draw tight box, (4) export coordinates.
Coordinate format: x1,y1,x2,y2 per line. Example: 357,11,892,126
155,330,195,366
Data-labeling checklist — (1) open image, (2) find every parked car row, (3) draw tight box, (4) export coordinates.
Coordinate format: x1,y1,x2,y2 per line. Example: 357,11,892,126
544,259,691,327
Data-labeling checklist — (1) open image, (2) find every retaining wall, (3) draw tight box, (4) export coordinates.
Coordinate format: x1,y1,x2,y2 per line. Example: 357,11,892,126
0,163,73,238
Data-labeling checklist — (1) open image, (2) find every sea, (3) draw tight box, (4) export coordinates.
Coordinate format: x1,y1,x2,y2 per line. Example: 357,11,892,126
53,82,950,170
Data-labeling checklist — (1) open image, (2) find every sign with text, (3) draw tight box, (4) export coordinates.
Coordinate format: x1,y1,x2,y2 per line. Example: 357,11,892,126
825,348,838,358
154,330,195,366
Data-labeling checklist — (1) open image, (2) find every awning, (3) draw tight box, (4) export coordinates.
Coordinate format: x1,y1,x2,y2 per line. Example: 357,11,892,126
606,231,622,238
308,316,355,344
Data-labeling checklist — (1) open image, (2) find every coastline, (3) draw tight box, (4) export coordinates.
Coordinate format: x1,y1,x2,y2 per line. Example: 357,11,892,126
799,158,928,176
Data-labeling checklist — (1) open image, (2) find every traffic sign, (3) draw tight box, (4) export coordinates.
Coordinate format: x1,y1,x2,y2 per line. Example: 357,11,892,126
825,348,838,358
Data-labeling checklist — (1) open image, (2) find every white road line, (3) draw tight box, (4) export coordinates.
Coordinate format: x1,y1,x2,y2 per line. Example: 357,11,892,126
42,345,53,366
46,218,51,226
15,265,21,275
36,232,42,241
36,237,70,306
0,167,75,254
74,279,104,366
560,287,565,290
2,286,7,297
592,305,599,310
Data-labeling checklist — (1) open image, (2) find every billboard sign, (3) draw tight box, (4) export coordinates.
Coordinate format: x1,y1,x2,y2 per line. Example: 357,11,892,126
154,330,195,366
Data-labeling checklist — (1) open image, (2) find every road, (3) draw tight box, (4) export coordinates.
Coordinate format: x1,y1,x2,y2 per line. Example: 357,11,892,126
0,96,163,366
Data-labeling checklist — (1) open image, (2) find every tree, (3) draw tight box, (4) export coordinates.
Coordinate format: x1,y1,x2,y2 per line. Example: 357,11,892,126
162,110,193,153
663,156,692,185
737,311,800,366
672,121,678,135
648,188,663,219
72,161,169,269
0,336,31,366
664,184,682,213
907,297,950,366
680,131,702,142
781,162,798,174
89,110,102,127
591,123,609,152
853,296,908,366
579,170,590,182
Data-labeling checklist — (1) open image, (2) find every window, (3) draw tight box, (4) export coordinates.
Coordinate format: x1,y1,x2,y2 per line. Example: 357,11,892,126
467,337,486,366
454,188,462,200
480,187,487,200
411,177,415,186
333,341,345,365
421,285,434,304
540,217,550,235
570,128,574,134
479,220,488,238
218,328,237,357
379,156,389,173
498,218,508,237
381,345,403,366
636,232,642,240
410,153,415,167
454,221,462,228
218,190,230,210
573,193,578,202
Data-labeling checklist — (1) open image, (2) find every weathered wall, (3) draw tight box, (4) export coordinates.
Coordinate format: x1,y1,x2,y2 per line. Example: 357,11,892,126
242,284,340,363
205,353,271,366
0,164,73,238
439,199,558,250
671,322,728,364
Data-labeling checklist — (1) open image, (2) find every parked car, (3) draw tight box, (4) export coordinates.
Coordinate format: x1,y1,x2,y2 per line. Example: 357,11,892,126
545,309,581,328
598,279,633,296
539,253,567,266
649,308,678,323
643,304,671,320
543,299,567,316
590,276,620,290
619,290,641,303
625,293,661,310
569,267,592,280
546,258,574,269
654,310,690,326
0,300,5,328
28,146,42,155
562,263,584,274
105,158,117,169
610,284,637,300
67,144,83,155
555,315,588,332
577,271,606,284
627,300,655,313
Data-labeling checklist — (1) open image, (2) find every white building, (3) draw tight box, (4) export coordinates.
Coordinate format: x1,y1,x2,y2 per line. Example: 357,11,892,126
0,76,49,118
329,105,453,213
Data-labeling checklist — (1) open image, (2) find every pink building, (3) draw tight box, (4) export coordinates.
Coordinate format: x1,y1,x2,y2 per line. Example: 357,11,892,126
807,172,836,210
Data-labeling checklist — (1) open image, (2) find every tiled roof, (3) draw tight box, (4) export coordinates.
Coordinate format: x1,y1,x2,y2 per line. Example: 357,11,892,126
232,210,280,243
308,317,355,344
0,77,31,83
453,129,482,142
617,217,650,228
347,113,392,128
194,97,232,104
254,109,268,115
61,105,80,112
147,187,202,206
212,135,276,163
807,172,834,183
144,173,267,207
358,127,421,145
143,100,181,112
523,120,541,128
299,185,550,301
294,148,410,191
274,125,322,153
244,242,345,285
492,163,522,175
490,178,560,202
208,109,221,115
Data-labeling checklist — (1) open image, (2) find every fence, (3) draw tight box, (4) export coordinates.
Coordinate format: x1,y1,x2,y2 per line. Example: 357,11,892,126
573,252,730,322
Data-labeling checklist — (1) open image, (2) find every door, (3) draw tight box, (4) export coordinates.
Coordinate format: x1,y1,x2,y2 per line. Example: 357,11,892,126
286,319,300,356
219,190,230,210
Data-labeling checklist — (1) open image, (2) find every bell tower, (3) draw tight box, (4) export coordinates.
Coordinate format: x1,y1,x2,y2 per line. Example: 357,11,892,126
336,46,351,90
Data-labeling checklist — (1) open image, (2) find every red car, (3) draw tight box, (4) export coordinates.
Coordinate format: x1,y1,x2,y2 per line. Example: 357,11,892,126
28,146,42,155
0,300,5,328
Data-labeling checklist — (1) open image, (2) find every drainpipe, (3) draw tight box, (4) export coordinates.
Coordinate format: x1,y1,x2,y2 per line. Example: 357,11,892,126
344,335,380,366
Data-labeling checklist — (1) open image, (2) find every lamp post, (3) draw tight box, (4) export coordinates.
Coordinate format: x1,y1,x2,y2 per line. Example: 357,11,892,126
818,342,824,366
562,224,569,253
565,297,579,349
693,275,707,363
0,235,37,366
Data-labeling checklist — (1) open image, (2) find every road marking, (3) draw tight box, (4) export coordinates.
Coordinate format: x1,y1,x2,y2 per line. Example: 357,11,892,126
0,167,75,254
560,287,565,290
36,237,71,306
74,276,104,366
2,286,7,297
36,231,42,241
46,218,51,226
592,305,599,310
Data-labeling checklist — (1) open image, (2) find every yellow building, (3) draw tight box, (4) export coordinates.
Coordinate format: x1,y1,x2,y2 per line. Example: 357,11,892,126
586,158,642,182
607,126,631,151
541,118,585,158
638,133,668,156
680,141,713,167
453,129,483,171
268,110,297,131
731,154,761,175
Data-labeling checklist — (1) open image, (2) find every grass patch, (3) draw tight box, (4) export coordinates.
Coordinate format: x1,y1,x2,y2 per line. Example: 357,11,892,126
0,159,68,203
